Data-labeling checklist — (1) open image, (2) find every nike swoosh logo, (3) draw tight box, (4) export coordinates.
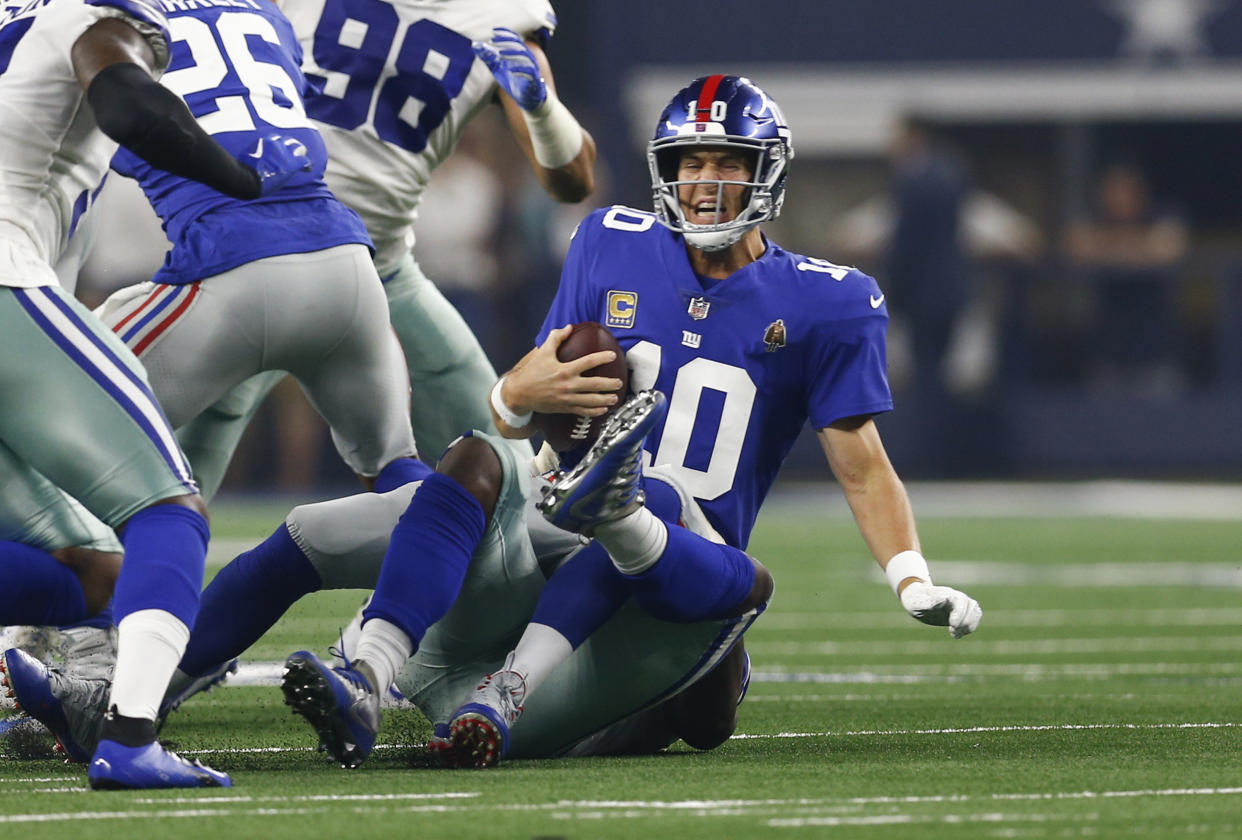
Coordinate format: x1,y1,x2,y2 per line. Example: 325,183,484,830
870,294,885,309
249,138,264,158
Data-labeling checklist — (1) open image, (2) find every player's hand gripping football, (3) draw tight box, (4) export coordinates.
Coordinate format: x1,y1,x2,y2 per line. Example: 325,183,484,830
504,325,622,417
241,133,314,197
899,581,983,639
472,27,547,112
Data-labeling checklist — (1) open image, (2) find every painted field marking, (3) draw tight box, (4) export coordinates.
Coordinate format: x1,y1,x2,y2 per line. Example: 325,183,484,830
753,635,1242,656
131,792,481,805
744,690,1240,703
730,721,1239,739
758,606,1242,630
5,787,1242,825
924,561,1242,588
212,659,1242,691
755,661,1242,680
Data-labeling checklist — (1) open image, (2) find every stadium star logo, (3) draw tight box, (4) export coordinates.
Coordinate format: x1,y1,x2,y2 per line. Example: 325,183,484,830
1101,0,1226,62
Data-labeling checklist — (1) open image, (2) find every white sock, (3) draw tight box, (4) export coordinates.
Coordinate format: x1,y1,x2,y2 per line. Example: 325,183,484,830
505,622,574,699
353,617,413,693
109,609,190,721
594,507,668,575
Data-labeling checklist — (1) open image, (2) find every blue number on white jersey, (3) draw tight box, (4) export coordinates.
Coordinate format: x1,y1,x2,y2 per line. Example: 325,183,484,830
305,0,475,153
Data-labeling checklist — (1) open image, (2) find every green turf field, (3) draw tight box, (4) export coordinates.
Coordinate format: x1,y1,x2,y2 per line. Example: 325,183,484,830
4,492,1241,838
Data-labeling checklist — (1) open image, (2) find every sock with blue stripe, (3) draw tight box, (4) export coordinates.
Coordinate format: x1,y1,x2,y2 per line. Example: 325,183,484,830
374,456,433,494
626,525,756,623
114,504,209,628
178,523,319,677
0,541,88,626
359,473,485,689
530,541,630,648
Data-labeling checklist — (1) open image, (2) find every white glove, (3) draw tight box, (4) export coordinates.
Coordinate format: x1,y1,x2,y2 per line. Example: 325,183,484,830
899,580,982,639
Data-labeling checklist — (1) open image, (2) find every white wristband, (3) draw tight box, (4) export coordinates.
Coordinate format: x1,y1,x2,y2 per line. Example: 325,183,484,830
885,550,931,597
523,96,584,168
490,377,532,429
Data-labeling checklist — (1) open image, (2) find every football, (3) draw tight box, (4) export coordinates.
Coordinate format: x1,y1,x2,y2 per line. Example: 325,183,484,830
535,321,629,453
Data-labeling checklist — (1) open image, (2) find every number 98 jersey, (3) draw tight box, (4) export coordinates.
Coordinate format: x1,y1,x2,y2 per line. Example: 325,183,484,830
539,206,895,550
283,0,557,276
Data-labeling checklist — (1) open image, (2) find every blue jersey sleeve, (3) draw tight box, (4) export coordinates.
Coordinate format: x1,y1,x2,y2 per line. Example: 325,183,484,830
805,268,894,428
806,314,893,428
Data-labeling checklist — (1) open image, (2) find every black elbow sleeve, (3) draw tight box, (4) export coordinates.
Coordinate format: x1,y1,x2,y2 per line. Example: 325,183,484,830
87,62,261,200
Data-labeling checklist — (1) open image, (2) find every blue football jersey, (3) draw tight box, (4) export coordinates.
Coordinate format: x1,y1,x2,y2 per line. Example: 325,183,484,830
539,206,893,549
111,0,369,285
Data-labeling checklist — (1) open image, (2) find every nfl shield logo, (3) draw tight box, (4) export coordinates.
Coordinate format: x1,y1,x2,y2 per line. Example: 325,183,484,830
688,297,711,320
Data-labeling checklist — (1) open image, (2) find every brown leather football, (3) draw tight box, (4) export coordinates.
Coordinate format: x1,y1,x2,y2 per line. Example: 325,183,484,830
535,321,629,453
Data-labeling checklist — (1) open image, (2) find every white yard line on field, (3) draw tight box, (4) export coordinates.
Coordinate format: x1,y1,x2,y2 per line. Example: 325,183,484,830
219,659,1242,690
769,480,1242,520
759,606,1242,630
729,721,1239,739
754,661,1242,680
753,635,1242,656
5,786,1242,825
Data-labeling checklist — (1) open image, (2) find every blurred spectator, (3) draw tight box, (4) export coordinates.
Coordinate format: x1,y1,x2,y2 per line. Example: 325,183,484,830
411,124,507,363
1063,162,1188,396
886,117,974,400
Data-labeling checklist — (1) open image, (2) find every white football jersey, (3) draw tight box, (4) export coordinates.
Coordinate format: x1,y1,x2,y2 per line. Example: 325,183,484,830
0,0,169,288
283,0,556,275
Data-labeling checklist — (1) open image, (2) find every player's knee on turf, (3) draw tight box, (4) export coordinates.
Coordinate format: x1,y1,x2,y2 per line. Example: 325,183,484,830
435,435,502,521
665,642,749,750
50,546,122,616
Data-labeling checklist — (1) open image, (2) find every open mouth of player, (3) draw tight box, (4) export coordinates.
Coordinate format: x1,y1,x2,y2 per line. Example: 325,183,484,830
687,200,731,225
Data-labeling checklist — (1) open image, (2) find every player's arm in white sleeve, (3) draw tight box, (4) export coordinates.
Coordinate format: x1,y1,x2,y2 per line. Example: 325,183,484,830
817,416,983,638
488,325,621,439
472,28,596,202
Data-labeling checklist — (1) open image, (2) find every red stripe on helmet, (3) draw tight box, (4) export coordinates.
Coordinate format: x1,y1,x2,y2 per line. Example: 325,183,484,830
695,74,725,121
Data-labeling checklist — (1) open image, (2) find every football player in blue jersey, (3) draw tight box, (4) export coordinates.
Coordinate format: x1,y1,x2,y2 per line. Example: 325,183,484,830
433,74,984,766
91,0,420,497
0,0,311,789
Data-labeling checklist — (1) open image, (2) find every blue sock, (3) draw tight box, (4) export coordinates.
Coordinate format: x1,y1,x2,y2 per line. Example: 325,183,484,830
114,504,209,628
363,473,484,646
627,526,756,623
179,524,319,677
530,541,629,648
374,457,434,494
0,541,88,626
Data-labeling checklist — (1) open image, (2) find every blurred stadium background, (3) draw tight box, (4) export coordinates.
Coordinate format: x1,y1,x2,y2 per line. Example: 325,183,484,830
77,0,1242,490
